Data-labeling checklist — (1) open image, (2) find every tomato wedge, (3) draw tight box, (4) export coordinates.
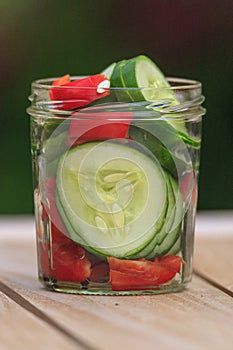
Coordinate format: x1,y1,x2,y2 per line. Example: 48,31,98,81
50,74,110,110
107,255,182,291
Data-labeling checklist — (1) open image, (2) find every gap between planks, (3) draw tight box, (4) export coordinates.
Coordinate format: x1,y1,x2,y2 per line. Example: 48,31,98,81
0,280,98,350
0,272,232,350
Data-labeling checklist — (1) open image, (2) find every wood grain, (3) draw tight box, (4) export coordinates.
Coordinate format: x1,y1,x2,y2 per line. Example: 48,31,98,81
194,235,233,292
0,239,233,350
0,290,80,350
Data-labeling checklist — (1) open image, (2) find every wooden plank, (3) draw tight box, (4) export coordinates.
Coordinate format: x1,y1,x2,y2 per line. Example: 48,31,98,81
194,235,233,292
1,240,233,350
0,290,80,350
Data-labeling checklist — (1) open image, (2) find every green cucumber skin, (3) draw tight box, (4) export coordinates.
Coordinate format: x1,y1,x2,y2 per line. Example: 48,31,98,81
146,174,183,258
153,173,176,245
125,171,171,259
128,123,192,178
110,60,134,102
110,60,126,88
178,131,201,148
56,141,168,258
166,236,181,256
129,124,178,178
129,171,183,260
55,191,105,260
120,58,144,101
121,55,171,102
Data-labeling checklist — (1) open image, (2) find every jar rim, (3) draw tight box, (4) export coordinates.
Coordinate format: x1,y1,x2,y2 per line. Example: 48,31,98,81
31,76,202,91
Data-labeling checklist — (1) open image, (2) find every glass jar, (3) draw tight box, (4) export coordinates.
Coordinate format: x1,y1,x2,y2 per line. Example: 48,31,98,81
27,76,205,295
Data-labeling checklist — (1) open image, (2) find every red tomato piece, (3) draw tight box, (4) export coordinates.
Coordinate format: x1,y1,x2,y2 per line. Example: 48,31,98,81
107,255,182,291
50,74,110,110
68,111,133,146
50,244,91,282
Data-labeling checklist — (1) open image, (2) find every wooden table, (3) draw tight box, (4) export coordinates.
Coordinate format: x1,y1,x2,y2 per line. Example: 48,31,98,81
0,211,233,350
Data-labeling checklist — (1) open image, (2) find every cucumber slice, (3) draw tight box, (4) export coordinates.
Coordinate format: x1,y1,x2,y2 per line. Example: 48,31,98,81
144,172,183,259
110,60,126,88
166,236,181,256
125,55,169,88
117,55,179,105
55,191,105,259
125,171,183,260
121,55,188,133
125,171,172,259
152,175,183,256
110,56,175,103
178,130,201,148
110,60,133,102
110,55,188,134
153,172,176,245
101,62,116,79
56,140,168,258
129,122,193,178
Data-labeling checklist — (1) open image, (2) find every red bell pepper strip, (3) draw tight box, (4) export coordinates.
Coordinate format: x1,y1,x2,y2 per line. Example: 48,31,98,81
39,229,92,282
44,177,67,234
68,109,134,146
51,74,70,87
180,170,198,205
38,178,92,282
107,255,183,291
50,74,110,110
49,243,91,282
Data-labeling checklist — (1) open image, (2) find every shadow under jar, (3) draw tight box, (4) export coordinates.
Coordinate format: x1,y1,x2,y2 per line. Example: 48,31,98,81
27,76,206,295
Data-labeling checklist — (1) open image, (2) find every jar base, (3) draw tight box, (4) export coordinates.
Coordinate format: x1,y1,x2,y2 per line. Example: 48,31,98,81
39,275,186,296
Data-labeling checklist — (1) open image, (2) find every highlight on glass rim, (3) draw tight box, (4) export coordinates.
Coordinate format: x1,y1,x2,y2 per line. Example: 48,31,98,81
28,54,206,295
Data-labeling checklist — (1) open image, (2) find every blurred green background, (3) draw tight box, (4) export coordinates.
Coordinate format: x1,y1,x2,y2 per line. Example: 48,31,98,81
0,0,232,214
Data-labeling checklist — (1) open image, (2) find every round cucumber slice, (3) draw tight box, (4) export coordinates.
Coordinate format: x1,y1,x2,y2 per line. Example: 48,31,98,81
56,140,167,258
147,174,183,258
121,55,177,102
122,55,169,88
166,236,181,256
113,55,187,135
